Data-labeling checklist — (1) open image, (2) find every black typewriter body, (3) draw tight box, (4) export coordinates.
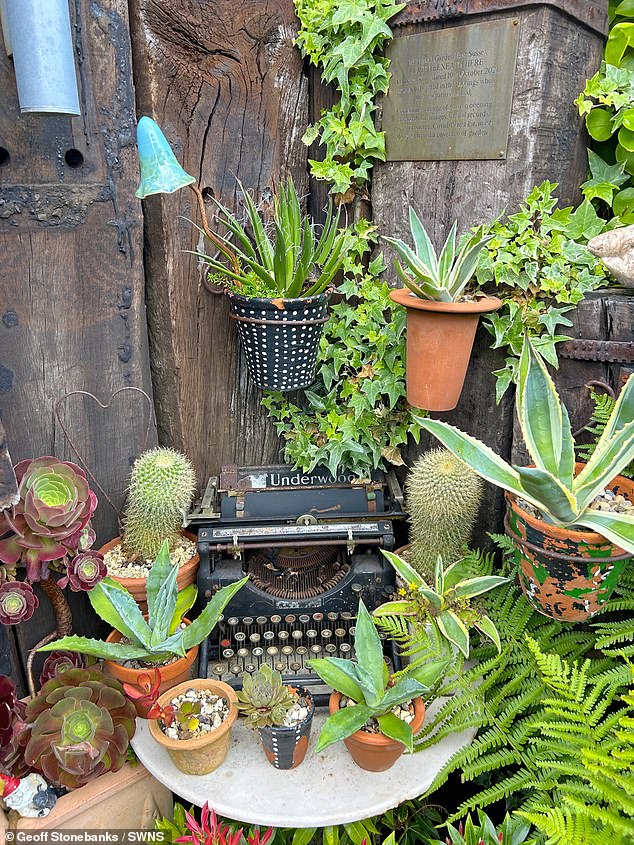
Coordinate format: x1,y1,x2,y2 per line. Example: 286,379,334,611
189,464,405,702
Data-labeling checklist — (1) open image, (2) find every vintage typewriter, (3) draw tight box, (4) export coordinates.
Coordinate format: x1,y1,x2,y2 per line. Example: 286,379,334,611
189,464,405,702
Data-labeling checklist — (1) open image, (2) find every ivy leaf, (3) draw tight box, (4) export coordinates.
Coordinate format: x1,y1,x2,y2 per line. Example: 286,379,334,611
565,200,606,241
586,107,615,141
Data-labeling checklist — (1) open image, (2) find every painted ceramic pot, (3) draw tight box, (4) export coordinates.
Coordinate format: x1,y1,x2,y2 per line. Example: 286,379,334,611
505,468,633,622
258,687,314,770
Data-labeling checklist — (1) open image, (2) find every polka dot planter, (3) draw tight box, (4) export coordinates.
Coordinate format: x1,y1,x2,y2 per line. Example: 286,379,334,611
227,290,331,391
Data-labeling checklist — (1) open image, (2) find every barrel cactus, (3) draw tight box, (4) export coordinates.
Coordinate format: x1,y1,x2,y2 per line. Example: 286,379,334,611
122,447,196,561
21,668,136,790
406,448,483,581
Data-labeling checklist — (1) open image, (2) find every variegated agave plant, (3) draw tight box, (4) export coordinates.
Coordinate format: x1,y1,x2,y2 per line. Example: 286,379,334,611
419,338,634,553
375,552,508,658
382,210,493,302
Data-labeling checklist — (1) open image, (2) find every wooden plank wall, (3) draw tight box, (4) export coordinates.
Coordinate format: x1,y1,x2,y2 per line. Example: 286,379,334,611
373,7,607,546
0,0,156,692
128,0,309,487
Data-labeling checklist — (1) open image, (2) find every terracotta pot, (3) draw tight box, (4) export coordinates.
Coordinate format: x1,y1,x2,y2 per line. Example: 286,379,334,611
329,691,425,772
100,529,200,612
103,621,198,717
505,466,633,622
0,762,172,831
388,290,501,411
148,678,238,775
258,687,314,769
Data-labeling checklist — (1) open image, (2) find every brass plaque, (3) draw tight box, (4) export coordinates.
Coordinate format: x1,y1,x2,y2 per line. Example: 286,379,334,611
383,18,520,161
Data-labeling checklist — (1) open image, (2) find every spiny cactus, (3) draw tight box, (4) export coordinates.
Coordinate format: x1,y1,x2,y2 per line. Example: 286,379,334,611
122,448,196,561
406,448,483,581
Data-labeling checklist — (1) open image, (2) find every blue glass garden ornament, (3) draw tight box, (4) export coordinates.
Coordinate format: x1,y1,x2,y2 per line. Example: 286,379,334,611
135,116,195,199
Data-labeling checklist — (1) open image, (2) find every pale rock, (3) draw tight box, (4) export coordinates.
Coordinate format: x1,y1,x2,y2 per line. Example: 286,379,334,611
588,225,634,287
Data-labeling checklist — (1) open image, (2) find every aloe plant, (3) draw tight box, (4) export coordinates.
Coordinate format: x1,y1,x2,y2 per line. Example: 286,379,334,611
419,338,634,553
382,210,493,302
375,552,507,659
37,542,247,663
195,176,350,299
308,600,441,753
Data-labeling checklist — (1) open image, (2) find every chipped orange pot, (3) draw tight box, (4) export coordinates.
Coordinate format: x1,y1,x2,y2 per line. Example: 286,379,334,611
505,467,633,622
388,290,501,412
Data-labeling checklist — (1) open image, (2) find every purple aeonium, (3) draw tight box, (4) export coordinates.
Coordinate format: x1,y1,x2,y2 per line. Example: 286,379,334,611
58,551,106,592
39,651,87,687
0,580,39,625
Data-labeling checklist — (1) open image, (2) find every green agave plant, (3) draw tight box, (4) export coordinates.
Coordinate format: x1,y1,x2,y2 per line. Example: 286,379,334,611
418,337,634,553
382,210,493,302
194,176,350,299
375,552,508,658
37,541,247,663
308,600,441,754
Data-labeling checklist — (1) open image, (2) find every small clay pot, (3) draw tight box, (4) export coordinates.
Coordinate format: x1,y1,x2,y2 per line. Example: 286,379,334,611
258,687,314,770
329,692,425,772
505,465,633,622
100,530,200,612
148,679,238,775
388,290,501,412
103,621,198,717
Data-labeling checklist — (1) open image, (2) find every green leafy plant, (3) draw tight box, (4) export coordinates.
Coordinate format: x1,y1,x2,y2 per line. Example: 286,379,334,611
309,600,428,753
476,182,609,400
195,177,350,298
382,212,492,301
577,387,634,478
294,0,404,196
261,223,426,477
375,552,507,659
121,447,196,561
405,448,484,581
429,812,534,845
576,0,634,223
37,541,247,664
419,337,634,553
237,664,296,730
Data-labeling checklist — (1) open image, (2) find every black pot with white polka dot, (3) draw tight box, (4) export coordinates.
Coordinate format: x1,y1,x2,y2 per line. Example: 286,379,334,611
227,289,331,391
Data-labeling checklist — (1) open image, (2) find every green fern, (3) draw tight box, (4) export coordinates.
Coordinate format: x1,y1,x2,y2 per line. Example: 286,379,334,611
592,563,634,658
577,389,634,478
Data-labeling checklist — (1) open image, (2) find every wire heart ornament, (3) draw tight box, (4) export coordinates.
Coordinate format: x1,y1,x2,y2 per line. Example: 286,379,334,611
53,387,157,525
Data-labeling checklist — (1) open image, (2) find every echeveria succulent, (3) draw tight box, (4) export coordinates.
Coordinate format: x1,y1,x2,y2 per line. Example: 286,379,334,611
0,457,97,581
0,580,39,625
0,675,28,776
39,651,87,687
58,551,106,592
22,668,136,789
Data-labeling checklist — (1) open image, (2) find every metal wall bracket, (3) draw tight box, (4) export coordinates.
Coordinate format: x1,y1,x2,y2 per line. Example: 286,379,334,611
558,339,634,364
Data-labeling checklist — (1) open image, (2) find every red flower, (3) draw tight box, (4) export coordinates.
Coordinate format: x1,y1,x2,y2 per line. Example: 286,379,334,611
0,580,39,625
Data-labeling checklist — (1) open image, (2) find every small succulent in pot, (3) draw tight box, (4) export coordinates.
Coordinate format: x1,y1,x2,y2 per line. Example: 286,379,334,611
16,668,136,790
237,664,314,769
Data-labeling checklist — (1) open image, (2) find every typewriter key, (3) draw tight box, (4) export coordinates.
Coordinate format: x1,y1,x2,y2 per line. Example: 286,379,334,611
298,614,310,625
327,612,339,622
296,646,308,656
340,612,353,621
291,630,303,641
220,639,231,649
230,664,241,676
249,633,261,644
312,612,324,623
245,664,256,674
310,644,322,655
237,648,249,659
270,614,282,625
349,626,356,637
256,616,267,625
290,662,301,673
325,644,337,655
234,632,246,643
278,630,289,641
227,617,239,627
243,617,254,626
306,629,317,640
252,647,264,658
284,614,296,625
339,643,352,655
263,630,275,642
334,628,346,639
321,629,332,640
222,648,234,660
212,664,224,678
275,662,286,673
266,646,279,657
281,645,294,656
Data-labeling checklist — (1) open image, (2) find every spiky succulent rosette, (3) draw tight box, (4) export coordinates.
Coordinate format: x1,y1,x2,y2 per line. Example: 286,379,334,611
58,551,106,592
0,580,38,625
0,458,97,581
21,668,135,789
0,675,28,776
39,651,86,687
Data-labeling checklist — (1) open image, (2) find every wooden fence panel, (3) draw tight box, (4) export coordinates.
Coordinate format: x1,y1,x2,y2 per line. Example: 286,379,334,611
0,0,154,685
128,0,309,486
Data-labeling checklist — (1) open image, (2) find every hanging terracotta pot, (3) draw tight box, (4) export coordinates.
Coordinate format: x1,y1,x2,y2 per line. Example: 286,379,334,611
329,692,425,772
505,468,634,622
388,290,502,411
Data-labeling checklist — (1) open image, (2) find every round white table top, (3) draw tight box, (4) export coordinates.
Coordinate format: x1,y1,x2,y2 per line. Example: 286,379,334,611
131,700,475,828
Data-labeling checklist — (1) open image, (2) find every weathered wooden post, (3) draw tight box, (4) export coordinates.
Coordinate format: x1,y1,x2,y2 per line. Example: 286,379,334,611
373,1,608,539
